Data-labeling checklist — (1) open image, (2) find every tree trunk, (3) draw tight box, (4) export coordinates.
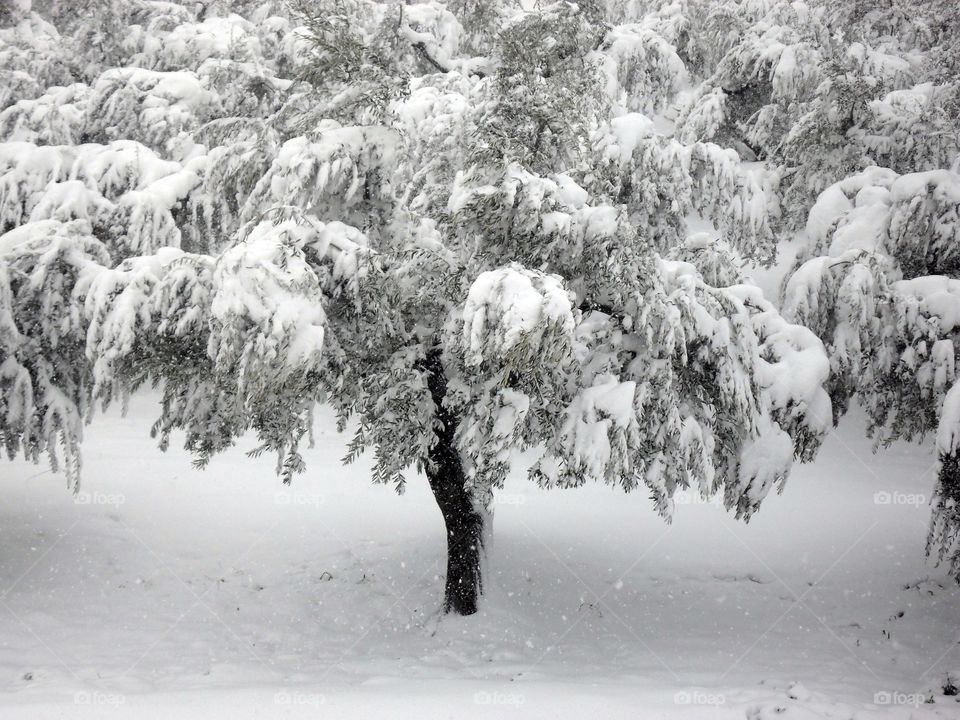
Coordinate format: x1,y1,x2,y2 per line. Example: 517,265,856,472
424,351,485,616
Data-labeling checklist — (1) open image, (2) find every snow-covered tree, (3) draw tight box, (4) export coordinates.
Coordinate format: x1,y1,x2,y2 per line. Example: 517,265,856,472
783,165,960,578
674,0,960,225
2,0,840,616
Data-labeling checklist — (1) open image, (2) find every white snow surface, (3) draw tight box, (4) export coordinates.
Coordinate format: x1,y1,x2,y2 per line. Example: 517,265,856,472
1,395,958,719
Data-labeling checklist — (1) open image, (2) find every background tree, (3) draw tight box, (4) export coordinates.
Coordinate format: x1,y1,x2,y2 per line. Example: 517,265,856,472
739,0,960,579
673,0,959,225
783,165,960,579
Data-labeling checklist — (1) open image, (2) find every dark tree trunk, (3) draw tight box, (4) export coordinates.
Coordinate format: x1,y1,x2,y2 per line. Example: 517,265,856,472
424,351,485,616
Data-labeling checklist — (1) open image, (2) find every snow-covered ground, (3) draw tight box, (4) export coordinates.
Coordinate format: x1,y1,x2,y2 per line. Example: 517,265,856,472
1,393,958,718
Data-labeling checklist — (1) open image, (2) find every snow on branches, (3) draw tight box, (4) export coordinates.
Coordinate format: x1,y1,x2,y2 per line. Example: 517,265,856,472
446,265,575,502
0,140,201,256
79,214,370,481
241,123,399,232
597,22,688,116
3,0,954,603
784,166,960,426
784,162,960,578
590,113,776,263
0,82,89,145
529,257,830,522
85,67,216,153
444,158,830,518
674,0,959,224
0,219,108,490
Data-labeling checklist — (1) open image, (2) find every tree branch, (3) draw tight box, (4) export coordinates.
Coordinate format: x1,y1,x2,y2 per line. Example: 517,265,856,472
411,39,486,79
412,40,448,73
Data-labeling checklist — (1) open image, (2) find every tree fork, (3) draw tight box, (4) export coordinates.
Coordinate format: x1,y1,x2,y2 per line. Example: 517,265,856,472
423,350,485,616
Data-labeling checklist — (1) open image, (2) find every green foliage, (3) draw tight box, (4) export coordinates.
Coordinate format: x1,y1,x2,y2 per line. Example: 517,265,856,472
471,1,607,173
290,0,411,124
